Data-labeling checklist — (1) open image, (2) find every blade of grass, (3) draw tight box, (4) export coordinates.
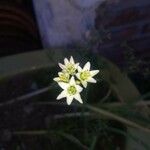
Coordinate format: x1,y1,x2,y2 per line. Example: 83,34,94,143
57,132,89,150
13,130,88,150
85,104,150,133
0,82,56,107
89,135,98,150
105,126,150,150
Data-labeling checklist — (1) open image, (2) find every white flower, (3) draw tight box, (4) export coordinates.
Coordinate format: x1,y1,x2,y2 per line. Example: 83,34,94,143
53,72,70,83
76,62,99,88
57,76,83,105
58,56,79,75
53,56,100,105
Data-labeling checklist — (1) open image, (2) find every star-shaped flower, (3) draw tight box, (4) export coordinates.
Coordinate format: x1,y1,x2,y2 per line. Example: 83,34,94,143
57,77,83,105
59,56,79,75
53,72,70,83
76,62,99,88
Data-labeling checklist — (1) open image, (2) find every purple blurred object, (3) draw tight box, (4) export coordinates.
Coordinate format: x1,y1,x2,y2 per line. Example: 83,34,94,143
32,0,106,48
95,0,150,66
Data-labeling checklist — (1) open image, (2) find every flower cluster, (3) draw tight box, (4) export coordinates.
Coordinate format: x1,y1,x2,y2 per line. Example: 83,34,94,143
53,56,99,105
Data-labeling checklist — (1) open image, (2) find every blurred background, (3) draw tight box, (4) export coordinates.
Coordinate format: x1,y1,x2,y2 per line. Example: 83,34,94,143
0,0,149,150
0,0,42,57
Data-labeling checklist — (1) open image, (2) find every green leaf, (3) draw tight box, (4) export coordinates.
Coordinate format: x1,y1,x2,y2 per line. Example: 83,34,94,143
85,104,150,133
126,127,150,150
57,132,88,150
106,126,150,150
89,136,98,150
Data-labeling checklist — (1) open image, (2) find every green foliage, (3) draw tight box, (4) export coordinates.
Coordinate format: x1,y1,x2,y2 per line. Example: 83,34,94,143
0,43,149,149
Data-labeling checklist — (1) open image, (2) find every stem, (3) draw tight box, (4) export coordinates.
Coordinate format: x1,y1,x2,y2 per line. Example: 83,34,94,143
34,102,150,133
111,85,124,102
13,130,89,150
100,89,111,103
0,87,50,107
0,83,56,107
13,130,48,135
35,101,150,107
82,88,89,143
85,104,150,133
103,101,150,107
90,136,98,150
53,112,91,119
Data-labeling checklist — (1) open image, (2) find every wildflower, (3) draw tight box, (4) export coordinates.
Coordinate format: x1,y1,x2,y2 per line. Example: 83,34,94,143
57,77,83,105
76,62,99,88
58,56,79,75
54,56,99,105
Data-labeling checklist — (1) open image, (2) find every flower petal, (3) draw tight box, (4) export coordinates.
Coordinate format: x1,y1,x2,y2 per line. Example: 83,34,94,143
76,85,83,92
64,58,69,65
59,63,65,69
83,62,91,70
74,94,83,104
53,77,59,82
70,56,74,64
66,96,73,105
70,76,76,85
88,77,96,83
58,82,68,89
77,66,82,72
58,72,63,76
90,70,99,76
57,91,66,100
82,81,87,88
76,72,80,80
75,63,79,68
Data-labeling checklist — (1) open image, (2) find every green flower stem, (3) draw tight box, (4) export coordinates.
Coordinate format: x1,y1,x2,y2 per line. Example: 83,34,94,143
13,130,89,150
0,83,56,107
13,130,47,135
105,126,150,150
85,104,150,133
110,84,124,102
52,112,91,120
82,88,89,143
0,86,50,107
89,135,98,150
100,89,111,103
35,101,150,107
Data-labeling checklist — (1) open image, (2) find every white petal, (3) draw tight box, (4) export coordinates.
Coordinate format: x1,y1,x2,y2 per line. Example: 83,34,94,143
76,72,80,80
77,66,82,72
83,62,91,70
74,94,83,104
58,72,63,76
82,81,87,88
88,77,96,83
70,76,76,85
59,63,65,69
53,77,59,82
76,85,83,92
64,58,69,65
75,63,79,68
90,70,99,76
58,82,68,89
57,91,66,100
70,56,74,64
66,96,73,105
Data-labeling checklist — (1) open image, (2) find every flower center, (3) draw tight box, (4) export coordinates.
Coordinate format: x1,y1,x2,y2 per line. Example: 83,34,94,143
67,85,77,95
80,71,90,81
66,64,76,75
59,73,70,82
